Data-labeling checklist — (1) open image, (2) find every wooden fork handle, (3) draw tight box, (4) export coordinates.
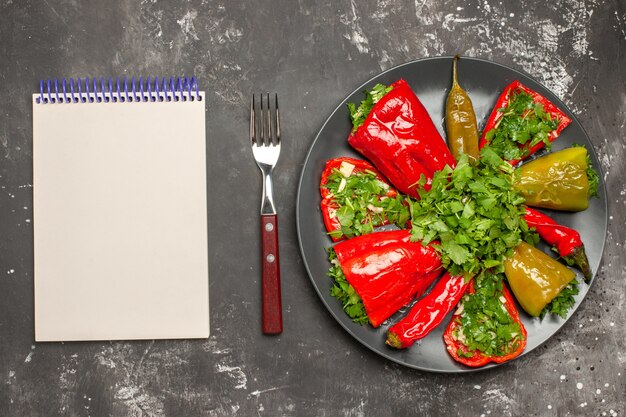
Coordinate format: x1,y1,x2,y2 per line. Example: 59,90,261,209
261,214,283,334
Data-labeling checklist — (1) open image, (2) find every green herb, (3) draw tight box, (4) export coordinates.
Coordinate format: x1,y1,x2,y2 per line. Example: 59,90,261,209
523,228,541,247
572,144,600,198
539,278,580,320
587,161,600,198
484,88,560,161
347,84,393,132
456,271,524,356
457,349,474,358
409,147,527,278
327,249,369,325
323,168,410,240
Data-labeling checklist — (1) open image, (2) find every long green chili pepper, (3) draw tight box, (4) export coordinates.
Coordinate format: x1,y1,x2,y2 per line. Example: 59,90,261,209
446,55,480,162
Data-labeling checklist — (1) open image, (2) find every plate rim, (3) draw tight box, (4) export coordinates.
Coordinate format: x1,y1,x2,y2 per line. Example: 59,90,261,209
295,55,608,373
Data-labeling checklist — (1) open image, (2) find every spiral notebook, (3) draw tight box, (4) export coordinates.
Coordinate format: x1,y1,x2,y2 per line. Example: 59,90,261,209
32,77,209,341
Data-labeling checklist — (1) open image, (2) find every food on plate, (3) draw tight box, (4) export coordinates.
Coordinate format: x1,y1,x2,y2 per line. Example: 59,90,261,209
317,66,599,368
386,272,469,349
523,206,591,281
514,146,594,212
479,80,571,165
538,277,580,320
347,79,456,198
327,230,442,327
347,83,393,132
319,157,409,242
443,272,527,367
408,149,528,278
445,55,480,162
503,241,577,317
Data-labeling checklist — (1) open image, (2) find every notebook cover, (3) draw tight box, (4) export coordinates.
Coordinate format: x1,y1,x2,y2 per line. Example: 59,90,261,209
32,90,209,341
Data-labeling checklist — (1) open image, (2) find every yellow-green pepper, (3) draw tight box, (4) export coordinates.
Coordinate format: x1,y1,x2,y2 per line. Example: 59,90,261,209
514,147,590,211
504,241,576,317
446,55,480,162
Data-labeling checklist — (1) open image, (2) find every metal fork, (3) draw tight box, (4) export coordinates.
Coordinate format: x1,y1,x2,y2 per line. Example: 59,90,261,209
250,93,283,335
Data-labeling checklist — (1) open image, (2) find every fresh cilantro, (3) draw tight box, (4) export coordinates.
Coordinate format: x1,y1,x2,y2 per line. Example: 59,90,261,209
484,88,560,161
409,147,527,278
323,168,410,240
572,144,600,198
457,271,524,357
539,278,580,320
347,84,393,132
327,249,369,325
457,349,474,358
587,162,600,198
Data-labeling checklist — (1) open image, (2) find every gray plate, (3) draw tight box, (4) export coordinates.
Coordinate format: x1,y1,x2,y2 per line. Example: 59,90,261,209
296,56,607,373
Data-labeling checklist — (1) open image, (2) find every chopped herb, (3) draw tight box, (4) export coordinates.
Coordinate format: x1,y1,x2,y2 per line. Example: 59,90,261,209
484,88,560,161
409,147,527,278
323,168,410,240
327,249,369,325
523,228,541,247
539,278,580,319
572,144,600,198
347,84,393,132
456,271,524,357
457,349,474,358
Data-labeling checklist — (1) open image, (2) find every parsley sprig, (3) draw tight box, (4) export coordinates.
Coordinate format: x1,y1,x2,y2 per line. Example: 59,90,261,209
539,278,580,320
572,144,600,198
456,271,524,356
327,249,369,324
409,148,528,278
324,168,410,240
347,84,393,132
484,88,559,161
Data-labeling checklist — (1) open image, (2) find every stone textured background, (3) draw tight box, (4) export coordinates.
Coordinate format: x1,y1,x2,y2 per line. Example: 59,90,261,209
0,0,624,416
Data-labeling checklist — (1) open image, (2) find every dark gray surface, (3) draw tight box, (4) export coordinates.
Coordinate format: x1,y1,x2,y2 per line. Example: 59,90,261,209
0,0,624,416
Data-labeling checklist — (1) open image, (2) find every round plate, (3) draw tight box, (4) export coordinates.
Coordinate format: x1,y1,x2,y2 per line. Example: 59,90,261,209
296,56,607,372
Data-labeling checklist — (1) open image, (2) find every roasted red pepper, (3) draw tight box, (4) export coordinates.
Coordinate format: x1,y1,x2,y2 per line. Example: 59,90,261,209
443,280,527,367
347,79,456,198
479,80,571,166
333,230,442,327
524,207,591,281
320,157,403,242
320,157,389,198
386,272,470,349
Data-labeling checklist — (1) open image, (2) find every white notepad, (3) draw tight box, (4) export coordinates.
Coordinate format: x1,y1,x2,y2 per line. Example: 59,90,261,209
32,80,209,341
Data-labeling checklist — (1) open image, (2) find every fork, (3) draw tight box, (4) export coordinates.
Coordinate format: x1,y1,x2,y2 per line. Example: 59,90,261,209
250,93,283,335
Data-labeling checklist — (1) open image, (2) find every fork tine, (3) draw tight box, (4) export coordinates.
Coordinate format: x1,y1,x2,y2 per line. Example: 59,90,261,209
266,93,272,146
275,94,281,144
260,93,265,146
250,94,256,145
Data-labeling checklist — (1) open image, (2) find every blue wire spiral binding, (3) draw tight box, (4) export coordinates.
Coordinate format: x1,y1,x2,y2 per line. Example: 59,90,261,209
77,79,84,103
62,78,68,103
47,79,52,104
36,77,202,104
125,77,131,102
69,78,76,102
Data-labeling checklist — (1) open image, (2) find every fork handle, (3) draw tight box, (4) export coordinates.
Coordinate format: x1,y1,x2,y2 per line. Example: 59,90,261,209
261,214,283,334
